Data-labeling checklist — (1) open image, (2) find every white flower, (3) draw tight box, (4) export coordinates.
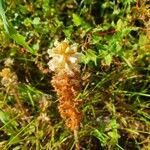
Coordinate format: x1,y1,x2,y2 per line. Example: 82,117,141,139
69,56,77,63
47,40,81,75
54,39,60,47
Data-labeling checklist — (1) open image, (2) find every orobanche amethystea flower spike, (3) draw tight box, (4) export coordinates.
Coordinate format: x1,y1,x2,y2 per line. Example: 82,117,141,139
48,39,82,150
47,39,81,76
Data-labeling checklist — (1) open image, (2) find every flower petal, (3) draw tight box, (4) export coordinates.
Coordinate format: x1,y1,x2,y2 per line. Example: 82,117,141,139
69,57,77,63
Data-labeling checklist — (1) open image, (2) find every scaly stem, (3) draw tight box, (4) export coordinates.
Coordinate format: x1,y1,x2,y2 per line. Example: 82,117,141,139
74,130,80,150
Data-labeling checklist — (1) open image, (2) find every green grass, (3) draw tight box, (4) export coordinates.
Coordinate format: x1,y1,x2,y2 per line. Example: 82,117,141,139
0,0,150,149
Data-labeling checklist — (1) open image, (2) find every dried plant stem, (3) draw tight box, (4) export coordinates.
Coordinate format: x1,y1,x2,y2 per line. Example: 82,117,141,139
0,68,26,115
74,129,80,150
12,89,26,115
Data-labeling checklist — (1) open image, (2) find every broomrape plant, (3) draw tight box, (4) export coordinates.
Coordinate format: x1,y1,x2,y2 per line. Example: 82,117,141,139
48,39,82,150
0,59,26,115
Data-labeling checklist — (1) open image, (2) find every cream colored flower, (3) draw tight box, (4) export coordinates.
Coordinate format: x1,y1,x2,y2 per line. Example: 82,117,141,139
47,39,81,75
4,58,14,67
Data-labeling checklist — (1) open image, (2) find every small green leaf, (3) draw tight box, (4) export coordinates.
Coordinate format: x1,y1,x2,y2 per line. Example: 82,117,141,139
10,33,36,55
81,49,98,65
139,35,149,46
91,129,108,147
92,34,102,44
32,17,40,25
116,19,125,31
104,54,112,66
63,25,73,38
72,14,82,26
23,18,32,27
72,13,91,31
